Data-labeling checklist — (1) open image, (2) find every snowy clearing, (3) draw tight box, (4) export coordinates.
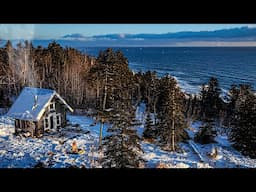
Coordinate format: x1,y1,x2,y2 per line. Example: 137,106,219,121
0,115,104,168
1,110,256,168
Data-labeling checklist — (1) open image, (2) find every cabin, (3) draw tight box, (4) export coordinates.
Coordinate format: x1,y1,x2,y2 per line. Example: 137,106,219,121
7,87,73,137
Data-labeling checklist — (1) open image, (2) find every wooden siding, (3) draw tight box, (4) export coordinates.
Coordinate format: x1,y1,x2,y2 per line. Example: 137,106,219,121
13,95,70,137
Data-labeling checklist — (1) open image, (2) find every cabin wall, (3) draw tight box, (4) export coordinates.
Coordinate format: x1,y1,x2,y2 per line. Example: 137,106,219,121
14,119,37,137
54,97,67,127
26,121,35,135
14,120,20,134
13,95,71,138
42,96,68,131
35,118,44,137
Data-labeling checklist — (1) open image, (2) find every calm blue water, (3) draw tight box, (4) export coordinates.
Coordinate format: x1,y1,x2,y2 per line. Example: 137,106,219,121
79,47,256,94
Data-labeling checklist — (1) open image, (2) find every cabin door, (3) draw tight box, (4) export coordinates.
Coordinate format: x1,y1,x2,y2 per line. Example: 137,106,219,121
50,116,54,129
45,113,57,130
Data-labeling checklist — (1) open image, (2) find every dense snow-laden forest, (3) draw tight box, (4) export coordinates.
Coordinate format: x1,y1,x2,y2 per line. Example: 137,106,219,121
1,41,256,168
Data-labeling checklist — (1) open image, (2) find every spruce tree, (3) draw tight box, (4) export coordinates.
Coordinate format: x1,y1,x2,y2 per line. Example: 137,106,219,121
229,84,256,158
156,75,188,151
91,48,135,111
103,102,144,168
0,91,3,107
194,122,216,144
136,71,160,126
223,85,240,128
200,77,222,120
196,77,221,144
86,48,137,150
97,49,144,167
143,110,156,140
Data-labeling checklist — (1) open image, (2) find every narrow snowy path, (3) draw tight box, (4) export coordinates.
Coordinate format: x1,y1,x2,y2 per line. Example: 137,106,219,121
188,140,205,162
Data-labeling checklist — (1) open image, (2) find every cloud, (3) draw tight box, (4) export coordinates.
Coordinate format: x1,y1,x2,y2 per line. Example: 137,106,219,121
247,24,256,28
0,24,35,40
61,33,95,41
62,33,86,39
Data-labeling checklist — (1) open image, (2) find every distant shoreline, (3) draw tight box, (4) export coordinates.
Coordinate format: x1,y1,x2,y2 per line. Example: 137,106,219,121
2,40,256,48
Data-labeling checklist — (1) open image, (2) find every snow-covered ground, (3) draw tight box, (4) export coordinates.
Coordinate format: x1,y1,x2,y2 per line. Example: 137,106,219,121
185,121,256,168
1,107,256,168
135,102,146,137
139,122,256,168
135,105,256,168
0,115,104,168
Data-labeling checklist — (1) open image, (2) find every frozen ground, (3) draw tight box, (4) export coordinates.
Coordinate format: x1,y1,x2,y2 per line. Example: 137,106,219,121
1,108,256,168
136,103,256,168
141,121,256,168
0,115,105,168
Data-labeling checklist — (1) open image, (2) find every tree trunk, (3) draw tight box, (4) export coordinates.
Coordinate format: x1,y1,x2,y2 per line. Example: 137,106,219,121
96,81,100,100
153,97,158,124
171,90,175,151
171,119,175,151
99,119,104,149
103,74,107,111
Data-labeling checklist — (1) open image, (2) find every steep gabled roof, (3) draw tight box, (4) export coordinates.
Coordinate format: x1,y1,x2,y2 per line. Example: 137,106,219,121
7,87,73,121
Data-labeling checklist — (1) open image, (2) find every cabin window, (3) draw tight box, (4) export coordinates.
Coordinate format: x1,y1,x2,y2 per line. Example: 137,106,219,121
45,118,49,129
49,102,55,111
17,120,20,128
56,114,61,126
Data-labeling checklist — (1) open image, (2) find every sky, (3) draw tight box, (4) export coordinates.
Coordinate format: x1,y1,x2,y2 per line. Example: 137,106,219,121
0,24,254,40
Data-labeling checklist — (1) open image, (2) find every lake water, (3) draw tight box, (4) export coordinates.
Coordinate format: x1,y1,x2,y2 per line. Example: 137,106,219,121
80,47,256,94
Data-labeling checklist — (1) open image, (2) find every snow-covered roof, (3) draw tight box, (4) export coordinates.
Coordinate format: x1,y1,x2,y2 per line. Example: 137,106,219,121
7,87,73,121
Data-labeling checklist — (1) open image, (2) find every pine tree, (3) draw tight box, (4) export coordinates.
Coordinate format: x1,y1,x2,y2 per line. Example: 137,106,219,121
93,49,144,167
47,41,65,93
87,48,135,111
0,90,3,107
196,77,221,144
184,94,201,122
143,110,156,140
194,122,216,144
223,85,240,127
103,102,144,168
229,84,256,158
200,77,222,120
156,75,188,151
